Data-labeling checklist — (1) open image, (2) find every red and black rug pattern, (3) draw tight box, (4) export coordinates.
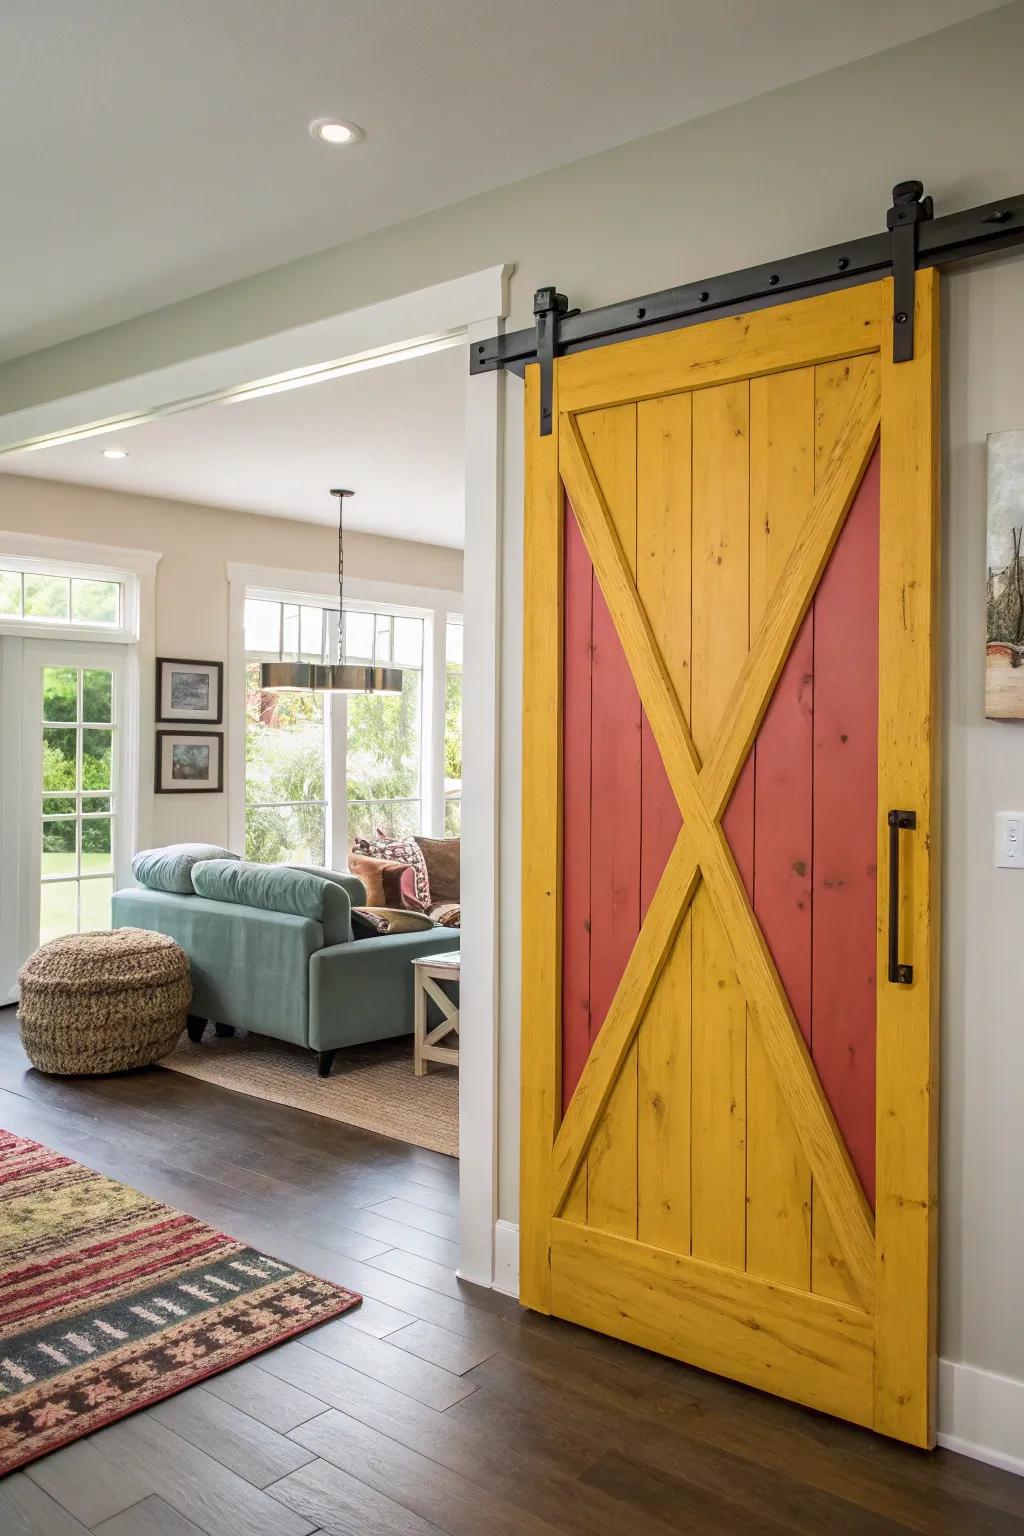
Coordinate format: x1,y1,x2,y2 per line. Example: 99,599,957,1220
0,1129,360,1474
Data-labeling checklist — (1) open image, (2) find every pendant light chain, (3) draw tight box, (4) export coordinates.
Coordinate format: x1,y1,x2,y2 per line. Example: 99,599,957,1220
332,488,352,666
260,487,402,696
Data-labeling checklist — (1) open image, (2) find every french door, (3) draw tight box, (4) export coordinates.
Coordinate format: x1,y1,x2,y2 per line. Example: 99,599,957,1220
18,641,132,961
521,276,939,1445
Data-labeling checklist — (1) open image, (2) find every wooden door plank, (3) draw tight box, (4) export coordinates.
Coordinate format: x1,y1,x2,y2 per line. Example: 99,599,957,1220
636,393,692,1255
690,380,751,1270
557,284,882,415
561,507,594,1118
874,270,941,1447
812,447,881,1207
549,1219,873,1427
698,816,876,1307
810,355,878,1309
550,833,700,1213
698,361,881,821
578,405,641,1241
520,362,563,1312
746,367,815,1291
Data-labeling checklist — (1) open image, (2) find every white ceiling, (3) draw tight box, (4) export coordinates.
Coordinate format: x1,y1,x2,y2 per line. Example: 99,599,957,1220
0,0,1001,363
2,342,468,547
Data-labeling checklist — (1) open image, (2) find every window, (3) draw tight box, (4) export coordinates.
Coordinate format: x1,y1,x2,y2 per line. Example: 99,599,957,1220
345,611,423,840
39,665,117,943
444,618,462,835
243,596,331,865
0,563,122,628
242,596,425,857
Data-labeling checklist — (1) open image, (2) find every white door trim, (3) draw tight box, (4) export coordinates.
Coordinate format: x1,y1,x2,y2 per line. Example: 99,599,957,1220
5,268,511,1288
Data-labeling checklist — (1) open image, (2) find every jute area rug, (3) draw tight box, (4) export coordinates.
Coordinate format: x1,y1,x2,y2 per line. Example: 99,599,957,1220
0,1129,360,1474
161,1031,459,1159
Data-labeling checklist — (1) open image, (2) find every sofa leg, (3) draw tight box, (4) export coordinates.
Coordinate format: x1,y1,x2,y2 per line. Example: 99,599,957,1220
316,1050,336,1078
186,1015,207,1044
214,1023,235,1038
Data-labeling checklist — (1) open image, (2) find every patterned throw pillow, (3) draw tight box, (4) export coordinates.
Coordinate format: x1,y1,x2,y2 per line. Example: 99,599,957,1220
351,907,392,937
430,903,461,929
351,832,430,909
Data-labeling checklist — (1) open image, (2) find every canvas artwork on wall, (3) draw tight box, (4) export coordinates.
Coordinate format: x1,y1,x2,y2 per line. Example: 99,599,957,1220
986,431,1024,720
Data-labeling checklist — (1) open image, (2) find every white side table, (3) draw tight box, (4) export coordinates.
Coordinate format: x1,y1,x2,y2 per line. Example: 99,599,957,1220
412,950,460,1075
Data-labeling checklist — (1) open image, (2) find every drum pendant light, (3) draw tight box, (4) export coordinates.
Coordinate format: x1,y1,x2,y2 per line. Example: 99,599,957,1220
260,488,403,695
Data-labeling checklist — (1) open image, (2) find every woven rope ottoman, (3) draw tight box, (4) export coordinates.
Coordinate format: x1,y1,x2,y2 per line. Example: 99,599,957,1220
17,928,192,1075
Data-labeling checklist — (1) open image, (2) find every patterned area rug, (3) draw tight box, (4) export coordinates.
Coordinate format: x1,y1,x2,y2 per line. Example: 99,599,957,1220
0,1130,360,1475
161,1031,459,1158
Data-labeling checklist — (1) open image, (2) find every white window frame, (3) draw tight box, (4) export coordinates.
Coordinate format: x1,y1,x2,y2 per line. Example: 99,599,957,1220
229,565,462,862
0,533,159,1001
0,531,151,643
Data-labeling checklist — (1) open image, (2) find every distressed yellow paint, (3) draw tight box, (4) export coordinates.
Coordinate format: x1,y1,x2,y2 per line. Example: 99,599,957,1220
521,280,939,1444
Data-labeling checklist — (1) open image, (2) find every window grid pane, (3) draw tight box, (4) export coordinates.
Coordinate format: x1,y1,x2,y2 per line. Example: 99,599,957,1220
0,565,123,628
244,598,426,854
38,664,117,943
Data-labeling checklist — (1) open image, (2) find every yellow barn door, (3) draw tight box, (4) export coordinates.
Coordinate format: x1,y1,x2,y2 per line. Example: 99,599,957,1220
520,276,939,1446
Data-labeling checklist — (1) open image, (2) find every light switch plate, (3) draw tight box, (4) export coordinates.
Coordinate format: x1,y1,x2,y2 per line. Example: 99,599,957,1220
995,811,1024,868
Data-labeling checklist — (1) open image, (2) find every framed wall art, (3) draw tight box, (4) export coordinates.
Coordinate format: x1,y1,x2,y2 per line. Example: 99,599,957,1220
986,431,1024,721
156,657,223,724
155,730,224,794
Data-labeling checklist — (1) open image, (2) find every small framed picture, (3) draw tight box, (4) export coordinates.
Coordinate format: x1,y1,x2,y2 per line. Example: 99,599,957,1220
155,731,224,794
156,657,223,724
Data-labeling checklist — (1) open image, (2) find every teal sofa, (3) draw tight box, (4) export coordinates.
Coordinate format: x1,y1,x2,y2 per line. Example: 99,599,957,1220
111,857,458,1076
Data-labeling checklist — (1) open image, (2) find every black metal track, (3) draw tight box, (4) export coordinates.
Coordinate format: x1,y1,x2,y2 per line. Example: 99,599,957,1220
470,190,1024,378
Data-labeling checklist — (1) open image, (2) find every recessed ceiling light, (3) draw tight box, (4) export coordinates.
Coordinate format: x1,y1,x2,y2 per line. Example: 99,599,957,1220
102,448,129,459
309,117,363,146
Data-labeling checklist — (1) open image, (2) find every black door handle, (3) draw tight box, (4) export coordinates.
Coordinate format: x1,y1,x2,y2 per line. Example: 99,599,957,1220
887,809,916,985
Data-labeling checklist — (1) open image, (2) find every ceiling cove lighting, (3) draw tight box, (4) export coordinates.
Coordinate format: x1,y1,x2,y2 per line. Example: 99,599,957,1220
102,447,128,459
260,488,402,697
309,117,363,146
10,333,463,457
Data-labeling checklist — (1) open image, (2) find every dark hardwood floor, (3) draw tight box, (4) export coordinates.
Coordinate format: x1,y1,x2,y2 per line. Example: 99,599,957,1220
1,1008,1022,1536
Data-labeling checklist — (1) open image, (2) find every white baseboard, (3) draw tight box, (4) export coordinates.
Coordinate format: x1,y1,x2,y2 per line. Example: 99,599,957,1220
493,1219,520,1297
937,1358,1024,1476
488,1221,1022,1477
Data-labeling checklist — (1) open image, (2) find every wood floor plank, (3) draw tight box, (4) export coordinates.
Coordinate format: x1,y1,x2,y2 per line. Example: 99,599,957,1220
294,1321,479,1410
285,1404,676,1536
0,1472,93,1536
200,1360,330,1434
386,1318,500,1375
367,1248,512,1310
582,1446,914,1536
23,1433,152,1527
268,1457,448,1536
335,1294,416,1338
368,1197,459,1240
92,1495,210,1536
381,1179,460,1216
147,1387,317,1488
288,1406,569,1536
75,1417,316,1536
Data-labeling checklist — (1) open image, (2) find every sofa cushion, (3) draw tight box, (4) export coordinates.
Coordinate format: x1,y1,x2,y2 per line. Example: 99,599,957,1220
282,865,367,907
132,842,238,895
351,833,430,907
347,853,406,908
190,860,352,945
414,836,460,904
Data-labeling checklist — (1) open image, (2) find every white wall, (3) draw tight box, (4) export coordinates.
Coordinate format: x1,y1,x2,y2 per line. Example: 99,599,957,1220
0,473,463,849
2,0,1023,1458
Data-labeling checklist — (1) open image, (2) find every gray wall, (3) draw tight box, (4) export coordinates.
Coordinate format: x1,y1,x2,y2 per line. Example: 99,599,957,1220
3,1,1023,1393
